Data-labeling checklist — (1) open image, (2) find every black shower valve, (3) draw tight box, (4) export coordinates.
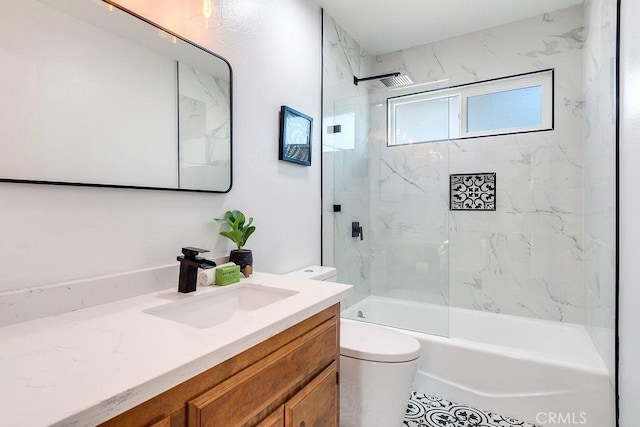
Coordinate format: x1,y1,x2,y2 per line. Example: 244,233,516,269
352,222,363,240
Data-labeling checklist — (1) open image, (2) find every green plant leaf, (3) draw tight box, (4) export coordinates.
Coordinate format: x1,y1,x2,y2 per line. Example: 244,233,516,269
220,230,242,242
215,210,255,250
230,210,242,224
214,210,235,224
242,226,256,246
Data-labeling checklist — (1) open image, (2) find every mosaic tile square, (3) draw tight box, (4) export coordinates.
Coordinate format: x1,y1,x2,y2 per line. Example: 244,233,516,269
404,392,539,427
450,173,496,211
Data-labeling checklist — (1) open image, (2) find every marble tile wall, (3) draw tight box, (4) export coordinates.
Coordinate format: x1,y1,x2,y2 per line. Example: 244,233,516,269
324,4,616,341
322,14,373,307
583,0,617,391
368,6,587,322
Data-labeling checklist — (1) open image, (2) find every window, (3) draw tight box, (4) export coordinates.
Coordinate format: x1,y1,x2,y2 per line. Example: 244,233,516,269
392,95,460,144
387,69,553,146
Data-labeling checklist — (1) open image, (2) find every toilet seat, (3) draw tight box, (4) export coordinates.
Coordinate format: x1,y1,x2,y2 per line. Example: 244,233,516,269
340,321,421,363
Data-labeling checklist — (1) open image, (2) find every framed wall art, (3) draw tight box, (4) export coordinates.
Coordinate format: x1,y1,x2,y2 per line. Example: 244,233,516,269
279,105,312,166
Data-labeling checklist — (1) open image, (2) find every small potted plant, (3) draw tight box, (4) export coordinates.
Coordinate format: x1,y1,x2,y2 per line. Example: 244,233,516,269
214,210,255,277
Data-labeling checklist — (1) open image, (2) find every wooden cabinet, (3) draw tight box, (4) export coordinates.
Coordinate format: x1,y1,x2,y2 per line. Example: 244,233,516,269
284,362,338,427
100,304,339,427
148,418,171,427
256,363,338,427
256,408,284,427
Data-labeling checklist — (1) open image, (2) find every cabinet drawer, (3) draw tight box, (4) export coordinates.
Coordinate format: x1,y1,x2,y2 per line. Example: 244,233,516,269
188,319,337,427
285,362,338,427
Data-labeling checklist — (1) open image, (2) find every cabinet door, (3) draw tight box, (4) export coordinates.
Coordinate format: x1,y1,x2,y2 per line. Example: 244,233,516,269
188,320,337,427
284,362,338,427
148,417,171,427
257,407,284,427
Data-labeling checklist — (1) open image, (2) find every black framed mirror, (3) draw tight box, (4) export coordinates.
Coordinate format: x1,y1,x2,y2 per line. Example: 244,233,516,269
0,0,232,193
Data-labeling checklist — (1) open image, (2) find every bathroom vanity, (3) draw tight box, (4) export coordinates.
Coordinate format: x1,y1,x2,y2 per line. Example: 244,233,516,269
0,270,351,426
101,305,339,426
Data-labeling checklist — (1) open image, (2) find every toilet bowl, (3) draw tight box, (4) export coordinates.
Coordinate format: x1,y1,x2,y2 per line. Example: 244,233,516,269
285,266,421,427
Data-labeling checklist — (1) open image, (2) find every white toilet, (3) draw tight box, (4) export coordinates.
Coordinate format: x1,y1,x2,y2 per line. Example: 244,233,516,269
285,266,421,427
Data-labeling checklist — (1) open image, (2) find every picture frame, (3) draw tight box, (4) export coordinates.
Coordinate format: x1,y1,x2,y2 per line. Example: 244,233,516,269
279,105,313,166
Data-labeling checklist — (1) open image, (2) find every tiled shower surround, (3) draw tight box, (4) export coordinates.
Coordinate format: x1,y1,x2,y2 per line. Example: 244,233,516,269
368,5,586,322
324,5,598,324
323,1,616,424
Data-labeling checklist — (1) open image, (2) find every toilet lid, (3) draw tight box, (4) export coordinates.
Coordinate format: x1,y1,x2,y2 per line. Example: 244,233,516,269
340,320,421,363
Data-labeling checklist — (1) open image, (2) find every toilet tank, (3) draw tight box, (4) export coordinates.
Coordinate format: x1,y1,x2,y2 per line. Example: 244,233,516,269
285,266,337,282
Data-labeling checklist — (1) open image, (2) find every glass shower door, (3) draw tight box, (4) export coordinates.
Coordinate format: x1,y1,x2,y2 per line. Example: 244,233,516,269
326,88,451,337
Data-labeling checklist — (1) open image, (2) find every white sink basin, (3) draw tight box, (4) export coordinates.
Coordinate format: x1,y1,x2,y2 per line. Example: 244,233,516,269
144,284,299,329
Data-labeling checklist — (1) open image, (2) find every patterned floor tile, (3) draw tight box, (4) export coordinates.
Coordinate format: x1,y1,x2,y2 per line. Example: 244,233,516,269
403,392,539,427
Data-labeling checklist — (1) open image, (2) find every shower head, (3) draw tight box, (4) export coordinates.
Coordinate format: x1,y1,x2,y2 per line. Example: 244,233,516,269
379,74,414,87
353,72,414,87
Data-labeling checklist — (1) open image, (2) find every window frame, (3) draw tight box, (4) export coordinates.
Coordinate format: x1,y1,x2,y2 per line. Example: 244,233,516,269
387,69,554,146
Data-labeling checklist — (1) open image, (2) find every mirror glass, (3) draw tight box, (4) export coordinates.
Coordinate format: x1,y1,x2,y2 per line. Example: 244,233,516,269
0,0,232,192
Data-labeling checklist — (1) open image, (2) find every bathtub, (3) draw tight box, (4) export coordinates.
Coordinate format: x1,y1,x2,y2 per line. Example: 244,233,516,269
341,296,613,427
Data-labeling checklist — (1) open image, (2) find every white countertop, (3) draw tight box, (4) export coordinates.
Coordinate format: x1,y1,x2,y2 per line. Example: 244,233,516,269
0,272,352,427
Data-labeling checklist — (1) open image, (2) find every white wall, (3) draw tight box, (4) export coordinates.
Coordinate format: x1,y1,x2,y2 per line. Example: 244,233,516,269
619,0,640,422
0,0,322,292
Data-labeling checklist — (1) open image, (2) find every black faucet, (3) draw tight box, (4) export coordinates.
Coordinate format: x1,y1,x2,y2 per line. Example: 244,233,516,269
177,247,217,293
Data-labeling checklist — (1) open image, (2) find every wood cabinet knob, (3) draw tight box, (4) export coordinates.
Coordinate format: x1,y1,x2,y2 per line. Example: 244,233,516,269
300,422,306,427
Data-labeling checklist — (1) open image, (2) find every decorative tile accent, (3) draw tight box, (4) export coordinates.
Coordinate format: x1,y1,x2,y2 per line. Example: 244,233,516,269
450,173,496,211
404,392,539,427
